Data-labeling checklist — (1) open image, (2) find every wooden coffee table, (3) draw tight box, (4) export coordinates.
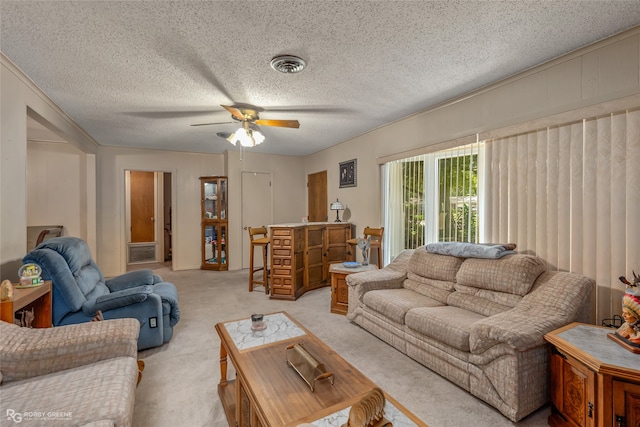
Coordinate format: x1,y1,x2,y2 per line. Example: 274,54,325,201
215,311,428,427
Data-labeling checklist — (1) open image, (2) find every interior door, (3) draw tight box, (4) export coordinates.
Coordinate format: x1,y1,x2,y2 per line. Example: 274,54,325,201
242,172,273,269
308,170,327,222
130,171,155,242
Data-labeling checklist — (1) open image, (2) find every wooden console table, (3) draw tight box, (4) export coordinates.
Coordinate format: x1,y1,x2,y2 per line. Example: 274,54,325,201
269,222,354,300
0,281,52,327
544,322,640,427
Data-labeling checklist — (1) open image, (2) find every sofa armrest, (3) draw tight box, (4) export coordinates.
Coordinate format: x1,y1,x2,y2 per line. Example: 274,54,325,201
105,269,159,292
469,308,567,353
346,268,406,303
469,270,595,353
83,285,152,315
0,318,139,382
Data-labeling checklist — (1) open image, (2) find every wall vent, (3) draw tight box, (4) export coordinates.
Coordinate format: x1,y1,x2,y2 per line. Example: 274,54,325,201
128,243,157,264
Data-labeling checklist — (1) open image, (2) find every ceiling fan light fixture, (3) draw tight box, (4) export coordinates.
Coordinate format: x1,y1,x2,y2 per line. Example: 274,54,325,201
226,125,265,147
270,55,306,74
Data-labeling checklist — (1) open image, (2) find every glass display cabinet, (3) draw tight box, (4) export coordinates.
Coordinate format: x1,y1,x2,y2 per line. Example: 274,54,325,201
200,176,228,270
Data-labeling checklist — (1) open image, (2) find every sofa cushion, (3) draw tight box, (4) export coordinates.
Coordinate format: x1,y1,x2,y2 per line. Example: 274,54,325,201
401,250,463,304
408,249,464,282
405,306,486,352
456,255,546,296
0,357,137,426
447,290,516,317
403,274,454,304
363,288,443,324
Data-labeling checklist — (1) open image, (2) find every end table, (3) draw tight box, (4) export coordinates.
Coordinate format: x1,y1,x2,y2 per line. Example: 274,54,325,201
544,322,640,427
329,263,377,315
0,281,52,327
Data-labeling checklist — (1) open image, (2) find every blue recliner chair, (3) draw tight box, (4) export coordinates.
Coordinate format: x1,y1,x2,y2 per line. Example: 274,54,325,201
22,237,180,350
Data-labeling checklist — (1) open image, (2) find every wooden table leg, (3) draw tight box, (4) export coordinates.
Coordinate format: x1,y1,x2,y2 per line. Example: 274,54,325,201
219,343,228,386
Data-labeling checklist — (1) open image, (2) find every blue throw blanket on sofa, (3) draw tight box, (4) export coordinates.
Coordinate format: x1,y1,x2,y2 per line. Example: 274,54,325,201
426,242,515,259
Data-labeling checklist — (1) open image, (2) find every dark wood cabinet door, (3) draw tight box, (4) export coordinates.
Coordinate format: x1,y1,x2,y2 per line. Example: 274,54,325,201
613,380,640,427
549,351,596,427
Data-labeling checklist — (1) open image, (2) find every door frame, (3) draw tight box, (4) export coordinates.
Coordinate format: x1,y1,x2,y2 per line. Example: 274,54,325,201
123,169,174,270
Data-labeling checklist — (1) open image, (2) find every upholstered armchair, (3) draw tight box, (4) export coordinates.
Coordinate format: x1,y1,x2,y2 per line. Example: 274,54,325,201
22,237,180,350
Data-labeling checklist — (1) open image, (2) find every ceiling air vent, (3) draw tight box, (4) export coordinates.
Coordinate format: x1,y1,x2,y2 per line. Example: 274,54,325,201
270,55,306,74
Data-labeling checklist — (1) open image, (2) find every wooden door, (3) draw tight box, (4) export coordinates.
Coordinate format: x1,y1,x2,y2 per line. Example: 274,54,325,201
308,171,327,222
242,172,273,269
130,171,155,243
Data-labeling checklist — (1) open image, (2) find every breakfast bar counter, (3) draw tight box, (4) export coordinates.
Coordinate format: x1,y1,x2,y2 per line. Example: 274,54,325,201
269,222,354,300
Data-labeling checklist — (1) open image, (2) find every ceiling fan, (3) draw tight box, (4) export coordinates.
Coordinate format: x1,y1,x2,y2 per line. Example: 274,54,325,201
191,104,300,147
191,104,300,129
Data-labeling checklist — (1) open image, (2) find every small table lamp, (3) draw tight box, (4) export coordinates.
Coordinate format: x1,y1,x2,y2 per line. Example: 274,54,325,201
330,199,345,222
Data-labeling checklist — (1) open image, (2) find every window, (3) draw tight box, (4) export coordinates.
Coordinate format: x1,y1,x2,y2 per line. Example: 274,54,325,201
383,142,482,262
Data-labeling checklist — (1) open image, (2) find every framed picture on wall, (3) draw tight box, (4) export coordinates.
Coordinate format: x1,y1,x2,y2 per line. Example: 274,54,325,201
339,159,357,188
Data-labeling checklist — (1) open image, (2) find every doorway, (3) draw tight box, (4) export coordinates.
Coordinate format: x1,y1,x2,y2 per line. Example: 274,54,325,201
241,172,273,269
125,170,172,267
308,171,327,222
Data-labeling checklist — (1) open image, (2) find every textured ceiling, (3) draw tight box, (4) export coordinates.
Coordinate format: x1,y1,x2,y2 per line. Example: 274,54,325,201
2,1,639,156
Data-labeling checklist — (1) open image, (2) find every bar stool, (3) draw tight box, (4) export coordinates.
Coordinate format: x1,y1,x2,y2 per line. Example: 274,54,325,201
347,226,384,269
248,226,270,294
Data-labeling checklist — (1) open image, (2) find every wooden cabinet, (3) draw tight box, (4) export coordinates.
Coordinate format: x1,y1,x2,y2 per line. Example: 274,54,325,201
545,323,640,427
0,281,52,327
269,223,354,301
329,263,377,315
200,176,228,271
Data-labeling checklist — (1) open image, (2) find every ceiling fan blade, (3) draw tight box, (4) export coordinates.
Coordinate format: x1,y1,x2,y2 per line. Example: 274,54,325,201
221,105,246,121
255,119,300,129
190,121,235,127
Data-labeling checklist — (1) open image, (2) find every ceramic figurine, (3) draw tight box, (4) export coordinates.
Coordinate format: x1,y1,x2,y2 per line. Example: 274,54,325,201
357,236,371,266
617,292,640,345
0,279,13,301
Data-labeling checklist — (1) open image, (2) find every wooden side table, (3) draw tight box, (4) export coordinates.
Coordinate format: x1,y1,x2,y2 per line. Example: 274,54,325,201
329,263,377,315
544,322,640,427
0,281,52,327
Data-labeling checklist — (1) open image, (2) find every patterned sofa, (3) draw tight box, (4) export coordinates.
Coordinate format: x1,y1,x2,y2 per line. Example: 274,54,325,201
0,318,140,426
346,244,594,422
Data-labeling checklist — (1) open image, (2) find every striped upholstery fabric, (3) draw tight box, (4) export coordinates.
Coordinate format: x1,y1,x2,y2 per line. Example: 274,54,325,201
0,319,140,426
363,289,442,324
456,255,546,295
1,318,139,382
347,247,595,422
1,357,138,426
405,306,486,352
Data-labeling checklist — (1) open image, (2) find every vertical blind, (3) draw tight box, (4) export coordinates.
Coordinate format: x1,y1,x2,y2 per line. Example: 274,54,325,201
383,142,481,264
483,109,640,323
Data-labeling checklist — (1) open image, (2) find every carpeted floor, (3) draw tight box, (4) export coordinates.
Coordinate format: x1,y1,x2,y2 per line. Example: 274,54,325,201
132,267,550,426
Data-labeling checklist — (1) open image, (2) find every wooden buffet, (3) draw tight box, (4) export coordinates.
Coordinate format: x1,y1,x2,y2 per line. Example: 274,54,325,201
269,222,354,301
544,323,640,427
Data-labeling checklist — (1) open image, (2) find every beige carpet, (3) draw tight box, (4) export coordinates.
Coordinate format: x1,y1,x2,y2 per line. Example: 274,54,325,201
132,267,549,427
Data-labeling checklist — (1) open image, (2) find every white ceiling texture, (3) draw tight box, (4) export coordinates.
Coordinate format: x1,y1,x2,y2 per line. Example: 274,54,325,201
2,1,639,156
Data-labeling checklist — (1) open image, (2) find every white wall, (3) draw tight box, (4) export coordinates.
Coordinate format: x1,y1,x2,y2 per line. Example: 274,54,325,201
1,55,98,281
27,142,85,237
97,146,224,275
226,149,306,271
